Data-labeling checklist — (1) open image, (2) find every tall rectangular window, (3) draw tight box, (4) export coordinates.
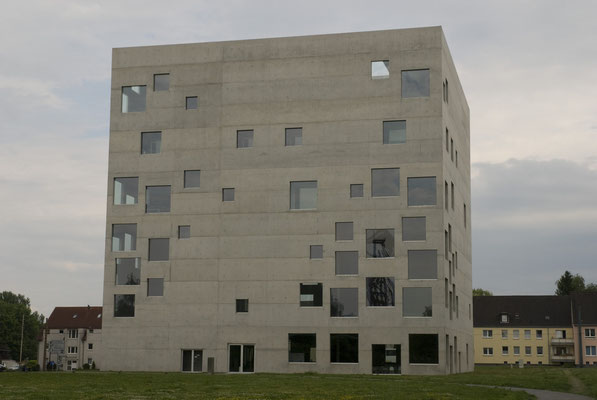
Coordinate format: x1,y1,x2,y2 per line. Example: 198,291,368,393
513,346,520,355
335,222,353,241
115,258,140,285
524,330,531,339
122,86,146,113
141,131,162,154
148,238,169,261
147,278,164,296
371,168,400,197
290,181,317,210
408,250,437,279
451,182,455,210
464,204,467,227
366,229,394,258
114,177,138,205
146,186,171,213
366,277,395,307
525,346,531,355
403,287,432,317
300,283,323,307
401,69,430,98
371,60,389,79
153,74,169,91
444,181,449,210
182,349,202,372
383,120,406,144
330,288,358,317
450,139,454,161
402,217,426,241
112,224,137,252
237,130,254,148
513,330,520,339
288,334,316,362
114,294,135,317
585,328,596,337
285,127,302,146
409,334,438,364
335,251,358,275
408,177,436,206
330,334,358,363
184,170,201,188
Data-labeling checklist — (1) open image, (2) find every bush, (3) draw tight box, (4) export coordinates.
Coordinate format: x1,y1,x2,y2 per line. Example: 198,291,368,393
83,363,90,370
25,360,39,371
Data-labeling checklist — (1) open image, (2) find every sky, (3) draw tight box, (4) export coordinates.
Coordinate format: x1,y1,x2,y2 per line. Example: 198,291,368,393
1,1,596,317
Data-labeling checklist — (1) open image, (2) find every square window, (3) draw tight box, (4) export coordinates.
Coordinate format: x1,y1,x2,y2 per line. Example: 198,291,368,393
330,288,358,317
513,346,520,355
407,250,437,279
350,184,364,198
222,188,235,201
371,60,389,79
290,181,317,209
285,127,302,146
403,287,432,317
401,69,430,98
409,334,438,364
289,334,316,362
383,120,406,144
112,224,137,252
146,186,171,213
186,96,198,110
366,229,394,258
371,168,399,197
148,238,169,261
310,245,323,259
335,251,358,275
330,334,358,363
114,294,135,317
114,177,138,205
408,177,436,206
154,74,169,91
236,299,249,313
122,86,146,113
366,277,395,307
237,130,254,148
402,217,426,241
141,131,161,154
115,258,140,285
147,278,164,296
300,283,323,307
184,170,201,188
335,222,353,241
178,225,190,239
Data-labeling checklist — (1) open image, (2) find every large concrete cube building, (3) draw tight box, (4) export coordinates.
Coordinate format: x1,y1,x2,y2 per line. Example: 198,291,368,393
102,27,472,374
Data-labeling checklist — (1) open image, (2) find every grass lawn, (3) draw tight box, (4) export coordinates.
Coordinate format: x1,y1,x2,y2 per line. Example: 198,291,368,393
0,366,595,399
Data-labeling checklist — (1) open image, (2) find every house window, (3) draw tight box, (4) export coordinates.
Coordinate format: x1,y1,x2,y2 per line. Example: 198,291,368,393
309,245,323,259
402,217,426,241
153,74,169,91
335,251,358,275
228,344,254,372
401,69,430,98
237,130,254,148
185,96,198,110
300,283,323,307
115,258,140,285
513,346,520,355
524,330,531,339
288,334,316,362
114,294,135,317
403,287,432,317
290,181,317,210
383,120,406,144
500,314,509,323
114,177,138,205
122,85,146,113
407,250,437,279
408,177,436,206
182,349,203,372
350,184,364,198
335,222,353,241
236,299,249,313
371,60,389,79
88,343,93,350
147,278,164,296
585,328,596,338
409,334,438,364
502,346,508,355
141,131,161,154
67,346,78,354
330,288,358,317
222,188,235,201
112,224,137,252
482,330,493,338
536,330,543,339
537,346,543,356
285,127,302,146
184,170,201,188
502,330,508,339
145,186,171,213
483,347,493,356
68,329,78,339
148,238,169,261
178,225,190,239
366,277,395,307
366,229,394,258
371,168,400,197
513,330,520,339
330,334,358,363
586,346,597,356
525,346,532,355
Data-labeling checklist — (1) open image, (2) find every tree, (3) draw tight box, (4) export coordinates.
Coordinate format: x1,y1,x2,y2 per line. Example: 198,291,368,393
555,270,586,295
0,291,44,361
473,288,493,296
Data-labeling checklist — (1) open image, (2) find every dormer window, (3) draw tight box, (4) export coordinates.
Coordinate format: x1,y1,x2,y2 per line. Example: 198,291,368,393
500,313,509,323
72,314,78,319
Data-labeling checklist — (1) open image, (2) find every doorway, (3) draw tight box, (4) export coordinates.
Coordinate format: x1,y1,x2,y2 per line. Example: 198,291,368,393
229,344,254,372
372,344,401,374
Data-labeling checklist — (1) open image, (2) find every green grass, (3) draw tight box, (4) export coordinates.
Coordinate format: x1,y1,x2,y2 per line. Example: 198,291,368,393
0,366,596,399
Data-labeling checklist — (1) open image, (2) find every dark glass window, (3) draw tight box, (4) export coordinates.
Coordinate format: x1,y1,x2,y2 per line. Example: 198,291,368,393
402,217,426,241
402,69,430,98
366,277,395,306
122,86,146,113
114,177,138,205
330,288,358,317
408,177,436,206
371,168,400,197
114,294,135,317
330,334,358,363
141,131,161,154
184,170,201,188
115,258,140,285
182,349,202,372
409,334,438,364
236,299,249,313
222,188,235,201
366,229,394,258
285,127,302,146
335,251,358,275
290,181,317,209
112,224,137,252
383,120,406,144
237,130,254,148
403,287,432,317
335,222,353,241
300,283,322,307
372,344,401,374
146,186,170,213
408,250,437,279
147,278,164,296
148,238,169,261
288,334,316,362
154,74,169,91
310,245,323,259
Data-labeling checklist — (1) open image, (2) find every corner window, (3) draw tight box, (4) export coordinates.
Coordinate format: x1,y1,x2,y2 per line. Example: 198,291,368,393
309,245,323,259
371,168,399,197
178,225,190,239
184,170,201,188
403,287,432,317
335,251,358,275
236,299,249,313
182,349,203,372
153,74,169,91
409,334,438,364
330,334,358,363
146,186,171,213
285,127,302,146
114,177,138,205
401,69,430,98
402,217,426,241
371,60,389,79
366,277,395,307
186,96,198,110
300,283,322,307
330,288,358,317
350,184,364,198
407,177,436,206
112,224,137,252
289,334,316,362
148,238,169,261
141,132,162,154
407,250,437,279
147,278,164,296
114,294,135,317
366,229,394,258
237,130,254,148
115,258,140,285
222,188,235,201
335,222,353,241
290,181,317,210
383,120,406,144
122,85,146,113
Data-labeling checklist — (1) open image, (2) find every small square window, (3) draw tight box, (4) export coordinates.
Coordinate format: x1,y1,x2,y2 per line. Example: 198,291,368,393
371,168,400,197
178,225,190,239
408,177,436,206
402,217,426,241
285,127,302,146
335,251,358,275
146,186,171,213
114,177,138,205
366,277,395,307
310,245,323,259
290,181,317,210
371,60,389,79
112,224,137,252
148,238,169,261
236,299,249,313
401,69,430,98
237,130,254,148
407,250,437,279
154,74,169,91
350,184,363,198
141,132,162,154
122,86,146,113
186,96,198,110
222,188,235,201
114,294,135,317
383,120,406,144
300,283,322,307
366,229,394,258
147,278,164,296
184,170,201,188
330,288,358,317
335,222,353,241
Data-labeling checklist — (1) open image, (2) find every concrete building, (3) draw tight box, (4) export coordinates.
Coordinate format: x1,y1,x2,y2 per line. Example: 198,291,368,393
102,27,472,374
38,306,102,370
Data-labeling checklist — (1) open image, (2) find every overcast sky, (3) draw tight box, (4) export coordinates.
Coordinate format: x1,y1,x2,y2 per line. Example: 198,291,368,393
1,1,596,317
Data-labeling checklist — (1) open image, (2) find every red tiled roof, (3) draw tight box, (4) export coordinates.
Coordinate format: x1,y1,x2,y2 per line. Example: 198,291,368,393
46,306,102,329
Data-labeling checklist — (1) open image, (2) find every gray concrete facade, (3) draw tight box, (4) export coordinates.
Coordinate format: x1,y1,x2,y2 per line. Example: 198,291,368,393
102,27,472,374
